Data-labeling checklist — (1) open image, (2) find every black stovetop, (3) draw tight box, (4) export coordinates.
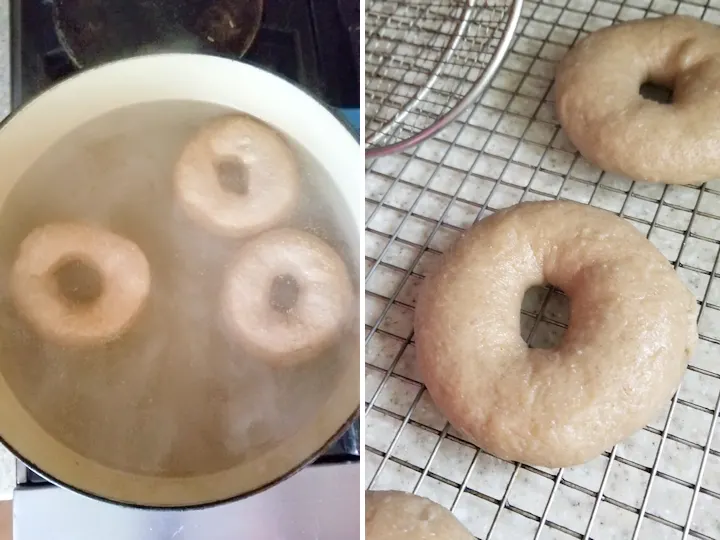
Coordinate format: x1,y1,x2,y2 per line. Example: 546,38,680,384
10,0,360,110
9,0,360,483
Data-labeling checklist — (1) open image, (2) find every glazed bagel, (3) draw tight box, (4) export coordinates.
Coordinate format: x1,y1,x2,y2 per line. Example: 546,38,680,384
555,15,720,184
415,201,697,468
10,222,151,347
174,115,300,237
221,228,353,366
366,490,474,540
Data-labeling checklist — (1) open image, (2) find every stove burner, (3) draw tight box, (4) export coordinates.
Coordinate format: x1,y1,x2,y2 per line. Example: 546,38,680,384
53,0,263,67
13,0,359,109
193,0,263,54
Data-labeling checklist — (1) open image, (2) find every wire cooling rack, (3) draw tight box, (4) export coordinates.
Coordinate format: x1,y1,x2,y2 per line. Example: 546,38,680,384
365,0,523,158
365,1,720,539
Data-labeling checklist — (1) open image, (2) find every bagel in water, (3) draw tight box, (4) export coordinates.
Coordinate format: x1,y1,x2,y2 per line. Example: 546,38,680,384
221,228,353,366
366,490,474,540
555,15,720,184
174,115,300,236
10,222,151,347
415,201,697,467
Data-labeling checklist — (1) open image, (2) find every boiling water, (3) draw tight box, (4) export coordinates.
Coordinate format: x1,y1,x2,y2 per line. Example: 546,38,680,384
0,101,358,476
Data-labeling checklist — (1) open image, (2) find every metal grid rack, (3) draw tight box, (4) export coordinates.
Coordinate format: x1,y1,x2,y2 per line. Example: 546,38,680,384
364,0,720,538
365,0,523,157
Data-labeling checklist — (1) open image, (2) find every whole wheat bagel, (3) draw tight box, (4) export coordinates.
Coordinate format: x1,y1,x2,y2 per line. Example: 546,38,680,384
415,201,697,468
174,115,300,237
366,490,474,540
555,15,720,184
10,222,151,347
220,228,353,366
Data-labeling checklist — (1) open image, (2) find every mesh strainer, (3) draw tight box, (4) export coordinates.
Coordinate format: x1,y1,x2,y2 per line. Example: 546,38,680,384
365,0,524,158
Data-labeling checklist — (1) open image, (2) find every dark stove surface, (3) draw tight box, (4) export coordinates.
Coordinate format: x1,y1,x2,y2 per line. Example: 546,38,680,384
11,0,360,109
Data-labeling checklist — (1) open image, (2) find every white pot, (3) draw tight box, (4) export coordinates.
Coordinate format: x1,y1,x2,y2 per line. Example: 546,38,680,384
0,53,361,508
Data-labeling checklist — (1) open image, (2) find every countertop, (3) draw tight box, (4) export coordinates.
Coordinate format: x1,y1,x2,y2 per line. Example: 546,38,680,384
14,463,360,539
0,0,16,501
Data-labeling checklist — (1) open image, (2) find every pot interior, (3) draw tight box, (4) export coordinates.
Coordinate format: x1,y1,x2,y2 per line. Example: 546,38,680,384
0,55,360,507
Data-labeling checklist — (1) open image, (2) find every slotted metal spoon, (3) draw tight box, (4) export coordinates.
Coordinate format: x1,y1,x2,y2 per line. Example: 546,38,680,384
365,0,523,158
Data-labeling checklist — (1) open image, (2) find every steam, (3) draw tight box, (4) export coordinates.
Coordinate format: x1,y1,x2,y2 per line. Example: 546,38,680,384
0,101,356,480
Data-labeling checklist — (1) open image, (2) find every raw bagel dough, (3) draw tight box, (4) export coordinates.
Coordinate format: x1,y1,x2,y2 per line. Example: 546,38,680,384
415,201,697,467
555,15,720,184
221,228,353,366
10,222,151,347
174,114,300,236
366,490,474,540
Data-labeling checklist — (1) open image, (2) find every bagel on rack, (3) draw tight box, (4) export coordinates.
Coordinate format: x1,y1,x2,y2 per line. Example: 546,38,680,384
555,15,720,184
415,201,697,468
366,490,474,540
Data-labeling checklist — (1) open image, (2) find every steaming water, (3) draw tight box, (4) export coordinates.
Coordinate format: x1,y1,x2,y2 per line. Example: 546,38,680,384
0,101,358,477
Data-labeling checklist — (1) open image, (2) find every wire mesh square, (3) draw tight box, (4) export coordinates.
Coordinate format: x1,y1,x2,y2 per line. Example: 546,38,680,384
365,0,520,154
364,0,720,537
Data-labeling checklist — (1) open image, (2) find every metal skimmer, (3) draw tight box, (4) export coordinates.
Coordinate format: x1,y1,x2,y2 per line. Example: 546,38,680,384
365,0,524,158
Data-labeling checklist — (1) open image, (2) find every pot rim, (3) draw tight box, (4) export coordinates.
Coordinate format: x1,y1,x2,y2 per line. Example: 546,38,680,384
0,52,361,509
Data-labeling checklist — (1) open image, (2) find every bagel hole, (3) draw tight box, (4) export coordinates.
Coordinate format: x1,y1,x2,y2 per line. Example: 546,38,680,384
215,158,249,195
269,274,299,313
639,81,673,104
521,286,569,349
53,258,104,305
